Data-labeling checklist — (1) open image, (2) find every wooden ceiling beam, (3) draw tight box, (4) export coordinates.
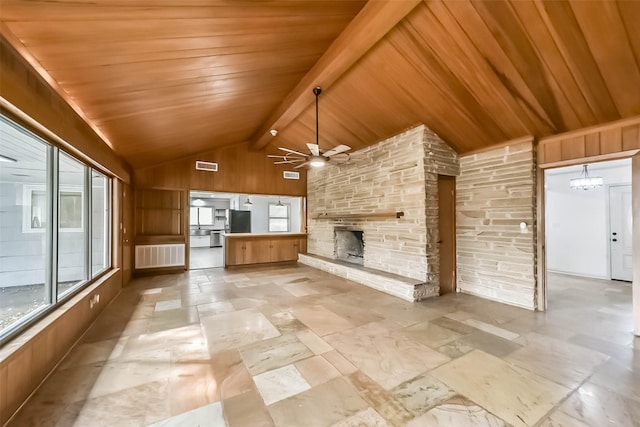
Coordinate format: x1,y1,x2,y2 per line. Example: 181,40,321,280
250,0,422,150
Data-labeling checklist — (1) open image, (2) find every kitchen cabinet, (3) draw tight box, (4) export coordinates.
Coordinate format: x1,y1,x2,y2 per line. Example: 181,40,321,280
225,233,307,267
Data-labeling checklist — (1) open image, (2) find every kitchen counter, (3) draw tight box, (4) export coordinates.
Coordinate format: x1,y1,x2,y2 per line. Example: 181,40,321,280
224,233,306,239
225,233,307,267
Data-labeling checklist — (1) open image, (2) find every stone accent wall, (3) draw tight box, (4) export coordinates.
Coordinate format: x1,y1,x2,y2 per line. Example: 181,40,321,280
456,139,537,309
307,125,458,288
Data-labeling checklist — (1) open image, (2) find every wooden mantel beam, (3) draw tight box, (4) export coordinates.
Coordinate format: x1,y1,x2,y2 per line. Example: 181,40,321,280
250,0,422,150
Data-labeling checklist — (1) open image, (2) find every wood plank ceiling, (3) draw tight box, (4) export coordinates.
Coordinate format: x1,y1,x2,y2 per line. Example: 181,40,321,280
2,0,640,167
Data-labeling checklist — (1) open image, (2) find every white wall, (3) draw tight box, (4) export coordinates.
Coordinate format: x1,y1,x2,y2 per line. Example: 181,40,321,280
247,195,302,233
545,159,631,279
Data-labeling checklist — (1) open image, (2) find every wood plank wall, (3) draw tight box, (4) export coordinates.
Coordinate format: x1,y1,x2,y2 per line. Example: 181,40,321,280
0,270,123,426
132,142,307,273
538,116,640,168
134,141,307,195
0,36,130,182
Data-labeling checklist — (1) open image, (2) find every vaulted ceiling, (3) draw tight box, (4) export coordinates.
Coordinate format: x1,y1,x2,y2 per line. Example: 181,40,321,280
2,0,639,168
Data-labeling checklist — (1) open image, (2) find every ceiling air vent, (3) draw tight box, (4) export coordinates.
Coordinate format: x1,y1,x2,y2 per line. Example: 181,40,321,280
195,161,218,172
283,171,300,180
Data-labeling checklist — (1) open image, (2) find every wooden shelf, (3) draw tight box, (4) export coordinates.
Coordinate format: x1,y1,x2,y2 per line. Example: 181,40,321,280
314,211,404,220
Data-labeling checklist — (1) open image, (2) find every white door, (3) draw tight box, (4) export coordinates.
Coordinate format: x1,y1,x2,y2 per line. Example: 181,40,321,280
610,185,633,281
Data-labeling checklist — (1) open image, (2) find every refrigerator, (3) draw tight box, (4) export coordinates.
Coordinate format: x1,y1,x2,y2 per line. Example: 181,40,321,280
229,209,251,233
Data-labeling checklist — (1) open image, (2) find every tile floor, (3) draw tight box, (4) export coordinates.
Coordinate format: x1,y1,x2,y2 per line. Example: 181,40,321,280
7,267,639,426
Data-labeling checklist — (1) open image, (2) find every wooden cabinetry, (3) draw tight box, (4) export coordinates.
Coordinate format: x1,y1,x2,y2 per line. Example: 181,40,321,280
225,234,307,266
135,189,185,236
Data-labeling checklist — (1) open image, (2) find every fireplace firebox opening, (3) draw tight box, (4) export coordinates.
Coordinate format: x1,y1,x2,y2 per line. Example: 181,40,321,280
335,229,364,265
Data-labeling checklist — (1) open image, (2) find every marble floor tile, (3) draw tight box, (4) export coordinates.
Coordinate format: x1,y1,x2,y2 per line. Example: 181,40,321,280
454,330,522,358
223,389,274,427
506,332,609,388
168,359,220,416
391,373,456,416
155,299,182,312
148,306,200,333
436,340,474,359
201,308,281,353
463,318,519,340
326,322,450,390
58,336,128,370
589,358,640,402
87,349,173,399
8,265,637,427
406,396,507,427
295,329,333,354
431,350,570,427
149,402,226,427
430,316,477,335
196,300,236,317
295,355,341,387
398,320,463,348
330,407,389,427
253,364,311,405
551,381,640,426
538,410,590,427
347,370,414,426
282,283,319,297
290,304,355,336
323,350,358,375
74,380,171,427
268,377,368,427
240,333,313,375
209,349,254,400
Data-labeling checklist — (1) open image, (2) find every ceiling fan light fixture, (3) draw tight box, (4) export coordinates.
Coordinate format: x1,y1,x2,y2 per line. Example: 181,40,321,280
309,155,326,167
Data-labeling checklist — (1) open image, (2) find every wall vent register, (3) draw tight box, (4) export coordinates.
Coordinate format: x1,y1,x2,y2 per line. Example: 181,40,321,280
195,161,218,172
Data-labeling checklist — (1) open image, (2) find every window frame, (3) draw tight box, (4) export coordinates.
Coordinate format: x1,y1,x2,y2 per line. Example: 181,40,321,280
0,113,114,345
268,202,290,232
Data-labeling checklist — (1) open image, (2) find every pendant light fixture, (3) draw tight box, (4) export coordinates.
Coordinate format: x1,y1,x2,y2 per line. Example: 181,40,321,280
569,165,603,190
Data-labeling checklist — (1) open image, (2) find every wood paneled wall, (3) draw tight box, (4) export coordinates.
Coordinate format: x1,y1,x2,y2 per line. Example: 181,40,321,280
134,141,306,196
633,155,640,336
0,36,130,183
539,116,640,168
0,270,122,426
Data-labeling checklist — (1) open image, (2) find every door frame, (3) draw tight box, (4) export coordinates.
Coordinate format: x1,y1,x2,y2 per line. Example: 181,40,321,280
437,174,457,294
537,156,637,313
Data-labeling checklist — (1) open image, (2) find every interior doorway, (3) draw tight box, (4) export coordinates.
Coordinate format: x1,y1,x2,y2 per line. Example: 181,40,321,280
438,175,456,294
545,159,632,282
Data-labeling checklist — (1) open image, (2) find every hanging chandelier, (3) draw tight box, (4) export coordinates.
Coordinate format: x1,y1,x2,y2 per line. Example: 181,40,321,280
569,165,603,190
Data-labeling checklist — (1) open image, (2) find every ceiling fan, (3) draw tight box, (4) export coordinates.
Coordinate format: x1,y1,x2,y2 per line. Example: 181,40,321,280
269,87,351,169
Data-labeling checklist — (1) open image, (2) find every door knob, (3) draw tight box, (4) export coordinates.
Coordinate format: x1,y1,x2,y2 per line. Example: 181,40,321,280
612,239,618,242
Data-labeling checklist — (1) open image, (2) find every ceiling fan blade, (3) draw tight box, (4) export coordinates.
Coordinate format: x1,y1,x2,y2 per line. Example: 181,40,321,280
278,147,308,157
306,143,320,156
273,160,304,164
268,155,288,158
323,144,351,157
294,162,310,169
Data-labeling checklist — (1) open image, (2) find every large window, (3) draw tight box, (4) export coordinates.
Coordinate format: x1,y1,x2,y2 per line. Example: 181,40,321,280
92,171,110,277
0,115,112,342
58,152,88,296
268,203,290,232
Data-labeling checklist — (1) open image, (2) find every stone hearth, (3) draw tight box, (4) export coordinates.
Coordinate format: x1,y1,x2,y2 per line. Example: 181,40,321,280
298,253,439,302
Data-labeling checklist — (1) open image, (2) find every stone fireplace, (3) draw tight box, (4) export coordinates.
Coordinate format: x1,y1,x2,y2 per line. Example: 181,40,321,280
302,124,459,301
335,229,364,265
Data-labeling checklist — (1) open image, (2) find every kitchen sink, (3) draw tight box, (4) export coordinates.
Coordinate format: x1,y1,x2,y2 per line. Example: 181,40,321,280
190,229,211,236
